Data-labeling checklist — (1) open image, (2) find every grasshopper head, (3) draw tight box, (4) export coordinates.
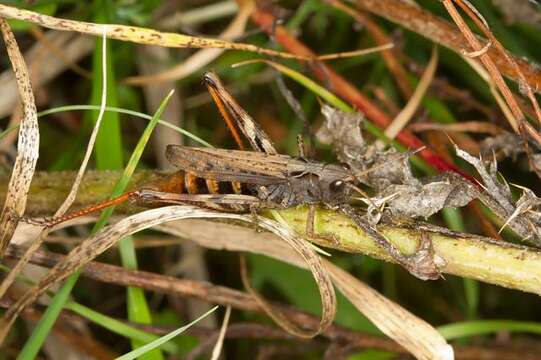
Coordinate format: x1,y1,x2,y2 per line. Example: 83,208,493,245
319,163,354,207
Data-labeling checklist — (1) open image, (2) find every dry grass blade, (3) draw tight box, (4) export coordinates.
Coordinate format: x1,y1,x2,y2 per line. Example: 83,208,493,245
461,54,518,132
210,306,231,360
0,28,109,300
239,251,333,339
384,46,438,139
314,43,394,60
0,206,336,342
156,218,450,357
239,212,337,338
124,0,253,85
0,19,39,257
324,260,453,360
0,4,377,62
0,4,291,59
54,28,109,218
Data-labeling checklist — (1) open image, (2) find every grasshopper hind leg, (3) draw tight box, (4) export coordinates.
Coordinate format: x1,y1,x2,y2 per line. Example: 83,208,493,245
249,203,264,233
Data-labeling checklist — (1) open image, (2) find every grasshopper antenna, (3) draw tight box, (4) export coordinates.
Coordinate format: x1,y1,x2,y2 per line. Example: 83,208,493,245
23,191,139,228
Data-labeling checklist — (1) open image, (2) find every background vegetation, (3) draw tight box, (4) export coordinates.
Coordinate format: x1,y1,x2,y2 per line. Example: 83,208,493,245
1,0,541,359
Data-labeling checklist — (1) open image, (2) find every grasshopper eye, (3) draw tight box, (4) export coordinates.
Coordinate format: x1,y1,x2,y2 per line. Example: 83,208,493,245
340,163,351,171
329,180,345,192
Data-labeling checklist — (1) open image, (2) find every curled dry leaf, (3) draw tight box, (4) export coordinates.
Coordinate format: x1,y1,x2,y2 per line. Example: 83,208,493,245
456,148,514,213
235,212,337,339
456,147,541,244
325,260,453,360
160,218,453,359
0,19,39,257
0,28,110,300
317,105,475,218
378,173,476,219
317,105,419,189
318,105,541,245
480,132,541,173
317,105,366,167
0,206,336,342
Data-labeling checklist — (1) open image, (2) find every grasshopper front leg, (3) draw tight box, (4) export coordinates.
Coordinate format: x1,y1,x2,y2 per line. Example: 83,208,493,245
305,204,340,246
340,204,441,280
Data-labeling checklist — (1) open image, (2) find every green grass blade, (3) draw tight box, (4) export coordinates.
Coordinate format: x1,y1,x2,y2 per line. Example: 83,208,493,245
17,20,120,358
462,278,479,320
16,270,80,360
17,74,173,360
115,306,219,360
93,90,174,228
438,320,541,340
88,3,161,354
37,105,213,148
0,123,18,140
93,90,174,360
0,264,179,354
120,235,158,354
64,301,179,354
88,31,123,170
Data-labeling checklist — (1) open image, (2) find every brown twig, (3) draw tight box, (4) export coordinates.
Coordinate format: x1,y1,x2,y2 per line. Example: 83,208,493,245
3,244,404,353
5,245,540,360
442,0,541,180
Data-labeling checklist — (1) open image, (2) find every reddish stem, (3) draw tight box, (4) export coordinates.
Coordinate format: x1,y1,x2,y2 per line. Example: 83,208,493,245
251,8,474,182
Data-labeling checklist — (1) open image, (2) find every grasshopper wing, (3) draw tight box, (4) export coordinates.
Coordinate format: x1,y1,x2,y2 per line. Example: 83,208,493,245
166,146,290,185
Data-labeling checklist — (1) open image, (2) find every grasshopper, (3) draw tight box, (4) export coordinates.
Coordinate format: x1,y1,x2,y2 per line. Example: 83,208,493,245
32,72,439,280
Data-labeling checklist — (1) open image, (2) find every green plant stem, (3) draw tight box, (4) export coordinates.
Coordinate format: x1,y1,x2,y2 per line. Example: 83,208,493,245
7,170,541,295
275,207,541,296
